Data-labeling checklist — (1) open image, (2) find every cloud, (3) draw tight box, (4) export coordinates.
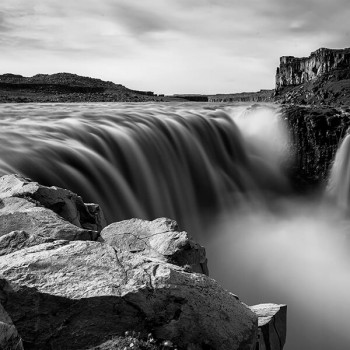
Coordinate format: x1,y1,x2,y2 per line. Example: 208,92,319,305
0,0,350,93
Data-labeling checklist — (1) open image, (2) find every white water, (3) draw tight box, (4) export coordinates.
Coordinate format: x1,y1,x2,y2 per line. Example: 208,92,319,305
1,102,349,349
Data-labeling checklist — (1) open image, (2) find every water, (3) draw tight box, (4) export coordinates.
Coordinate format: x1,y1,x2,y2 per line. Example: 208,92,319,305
0,102,349,349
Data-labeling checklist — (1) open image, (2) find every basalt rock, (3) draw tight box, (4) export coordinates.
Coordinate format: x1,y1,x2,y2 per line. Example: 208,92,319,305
275,48,350,106
283,105,350,188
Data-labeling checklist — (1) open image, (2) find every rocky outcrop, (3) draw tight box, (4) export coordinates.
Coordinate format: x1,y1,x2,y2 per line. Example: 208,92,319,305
0,175,285,350
101,218,209,275
276,48,350,90
0,174,106,231
0,174,104,255
283,106,350,188
250,304,287,350
275,48,350,106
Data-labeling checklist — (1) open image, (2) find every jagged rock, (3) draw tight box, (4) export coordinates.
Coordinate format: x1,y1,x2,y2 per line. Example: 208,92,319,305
283,106,350,187
101,217,209,275
0,239,258,350
0,303,23,350
0,175,101,255
0,174,106,232
250,304,287,350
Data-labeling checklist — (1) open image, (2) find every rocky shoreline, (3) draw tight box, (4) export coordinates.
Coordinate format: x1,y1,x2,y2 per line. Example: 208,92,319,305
0,174,287,350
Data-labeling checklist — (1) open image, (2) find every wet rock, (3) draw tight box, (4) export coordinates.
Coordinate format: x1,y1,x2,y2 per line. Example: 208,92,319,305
0,240,257,350
101,217,209,275
0,174,106,232
0,303,23,350
250,303,287,350
282,106,350,188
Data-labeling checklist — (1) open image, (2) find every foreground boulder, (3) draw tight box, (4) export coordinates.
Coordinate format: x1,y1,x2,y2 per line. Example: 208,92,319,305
101,217,209,275
0,239,257,350
0,175,286,350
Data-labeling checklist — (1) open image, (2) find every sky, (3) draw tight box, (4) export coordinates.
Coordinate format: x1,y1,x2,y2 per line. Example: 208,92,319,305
0,0,350,94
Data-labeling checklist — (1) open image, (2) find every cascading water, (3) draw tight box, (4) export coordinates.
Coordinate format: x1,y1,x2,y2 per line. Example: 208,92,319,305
327,133,350,211
1,102,350,350
0,102,288,234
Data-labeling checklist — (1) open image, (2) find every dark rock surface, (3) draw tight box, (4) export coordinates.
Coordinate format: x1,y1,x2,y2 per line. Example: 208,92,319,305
275,48,350,106
0,175,275,350
283,105,350,188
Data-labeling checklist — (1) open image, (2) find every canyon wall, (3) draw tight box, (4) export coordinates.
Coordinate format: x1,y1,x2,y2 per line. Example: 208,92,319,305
276,48,350,91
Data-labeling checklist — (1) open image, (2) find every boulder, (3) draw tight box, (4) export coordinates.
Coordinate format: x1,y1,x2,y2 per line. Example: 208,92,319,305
0,174,106,232
0,238,257,350
0,196,98,255
250,303,287,350
0,303,23,350
101,217,209,275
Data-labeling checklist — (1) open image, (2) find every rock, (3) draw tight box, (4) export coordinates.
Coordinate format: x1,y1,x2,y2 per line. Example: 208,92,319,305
0,175,103,255
0,195,98,255
0,303,23,350
250,303,287,350
0,239,258,350
0,174,106,232
101,217,209,275
282,105,350,188
276,48,350,91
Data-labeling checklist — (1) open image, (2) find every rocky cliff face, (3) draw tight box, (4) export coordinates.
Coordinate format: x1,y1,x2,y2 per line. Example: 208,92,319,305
283,105,350,188
276,48,350,90
275,48,350,105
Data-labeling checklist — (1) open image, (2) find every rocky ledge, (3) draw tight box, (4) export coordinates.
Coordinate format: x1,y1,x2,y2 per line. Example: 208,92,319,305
0,175,287,350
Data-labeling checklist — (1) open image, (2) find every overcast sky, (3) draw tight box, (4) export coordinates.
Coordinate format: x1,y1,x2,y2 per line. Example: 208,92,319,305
1,0,349,94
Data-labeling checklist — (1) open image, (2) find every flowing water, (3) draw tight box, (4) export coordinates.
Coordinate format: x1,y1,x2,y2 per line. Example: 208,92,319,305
0,102,349,349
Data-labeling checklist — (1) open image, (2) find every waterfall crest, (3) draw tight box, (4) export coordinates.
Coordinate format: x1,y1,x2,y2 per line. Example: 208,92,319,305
0,102,288,234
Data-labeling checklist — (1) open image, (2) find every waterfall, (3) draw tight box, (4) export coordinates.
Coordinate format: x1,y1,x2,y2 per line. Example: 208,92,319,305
0,102,288,235
2,102,349,350
327,133,350,211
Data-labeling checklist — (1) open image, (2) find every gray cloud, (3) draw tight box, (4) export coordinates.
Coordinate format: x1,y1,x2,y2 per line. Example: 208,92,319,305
0,0,350,93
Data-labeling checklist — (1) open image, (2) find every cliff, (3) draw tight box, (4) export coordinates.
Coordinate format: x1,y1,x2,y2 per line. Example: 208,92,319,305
275,48,350,105
283,105,350,188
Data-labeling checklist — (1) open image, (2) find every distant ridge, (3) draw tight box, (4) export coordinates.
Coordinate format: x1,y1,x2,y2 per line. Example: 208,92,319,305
0,72,163,103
